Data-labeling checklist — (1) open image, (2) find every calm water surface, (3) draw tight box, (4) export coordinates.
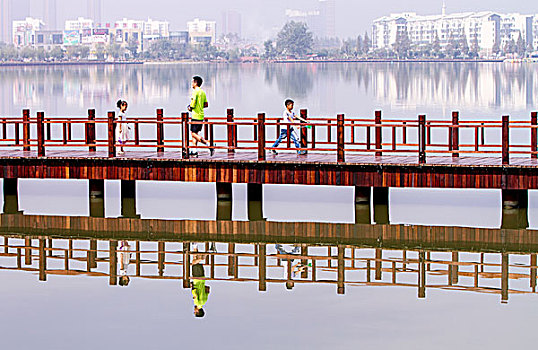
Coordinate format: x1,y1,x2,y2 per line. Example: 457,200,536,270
1,63,538,349
0,62,537,118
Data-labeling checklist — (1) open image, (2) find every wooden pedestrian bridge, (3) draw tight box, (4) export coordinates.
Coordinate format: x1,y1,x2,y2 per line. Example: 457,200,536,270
1,213,538,302
1,108,538,211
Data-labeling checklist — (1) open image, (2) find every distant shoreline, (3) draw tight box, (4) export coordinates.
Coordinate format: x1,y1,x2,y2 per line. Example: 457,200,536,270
273,58,505,63
0,58,509,67
0,61,144,67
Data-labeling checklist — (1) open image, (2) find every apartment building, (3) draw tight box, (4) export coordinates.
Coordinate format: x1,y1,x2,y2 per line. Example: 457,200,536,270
373,10,534,55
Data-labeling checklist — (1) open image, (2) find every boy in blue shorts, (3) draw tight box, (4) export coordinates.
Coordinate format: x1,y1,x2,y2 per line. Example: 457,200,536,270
271,99,307,155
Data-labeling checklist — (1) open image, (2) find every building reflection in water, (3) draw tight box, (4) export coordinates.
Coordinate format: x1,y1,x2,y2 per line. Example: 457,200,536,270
0,233,535,305
1,63,537,117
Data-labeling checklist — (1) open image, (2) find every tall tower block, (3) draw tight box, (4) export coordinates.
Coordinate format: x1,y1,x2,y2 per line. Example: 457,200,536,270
87,0,102,26
44,0,57,30
0,0,12,43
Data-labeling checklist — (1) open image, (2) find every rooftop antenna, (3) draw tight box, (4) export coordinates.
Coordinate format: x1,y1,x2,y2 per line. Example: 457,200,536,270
442,0,446,16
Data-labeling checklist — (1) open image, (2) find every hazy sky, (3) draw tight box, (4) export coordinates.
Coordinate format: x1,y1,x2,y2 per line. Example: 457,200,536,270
12,0,538,40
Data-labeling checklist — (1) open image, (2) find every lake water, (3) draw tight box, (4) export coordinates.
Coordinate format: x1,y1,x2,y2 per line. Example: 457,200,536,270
1,62,538,349
1,62,537,119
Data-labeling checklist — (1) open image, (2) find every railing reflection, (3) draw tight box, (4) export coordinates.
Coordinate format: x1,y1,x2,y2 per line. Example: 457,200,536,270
0,234,535,303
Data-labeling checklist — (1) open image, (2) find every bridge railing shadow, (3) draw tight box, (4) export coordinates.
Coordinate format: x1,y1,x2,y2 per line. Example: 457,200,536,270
0,233,535,303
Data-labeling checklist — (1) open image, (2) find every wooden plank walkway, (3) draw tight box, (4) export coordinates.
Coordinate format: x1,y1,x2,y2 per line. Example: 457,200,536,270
2,149,538,190
2,149,538,167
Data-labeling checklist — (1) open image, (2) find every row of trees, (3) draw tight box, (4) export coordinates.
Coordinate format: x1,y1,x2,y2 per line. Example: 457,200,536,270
3,21,534,63
0,42,134,62
387,30,532,59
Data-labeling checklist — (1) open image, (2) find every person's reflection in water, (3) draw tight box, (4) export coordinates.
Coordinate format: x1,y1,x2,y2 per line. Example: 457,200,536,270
275,244,309,290
191,244,210,318
118,241,132,286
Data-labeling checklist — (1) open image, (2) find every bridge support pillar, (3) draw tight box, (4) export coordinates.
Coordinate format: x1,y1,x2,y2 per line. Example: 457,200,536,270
216,182,232,221
355,187,372,224
248,183,264,221
89,179,105,218
3,178,22,214
501,189,528,229
373,187,389,225
121,180,139,219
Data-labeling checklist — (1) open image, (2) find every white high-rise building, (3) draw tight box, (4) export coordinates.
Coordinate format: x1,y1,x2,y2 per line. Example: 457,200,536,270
143,18,170,39
533,16,538,51
373,11,502,54
187,18,216,45
499,14,533,49
12,17,44,46
65,17,94,31
373,10,538,55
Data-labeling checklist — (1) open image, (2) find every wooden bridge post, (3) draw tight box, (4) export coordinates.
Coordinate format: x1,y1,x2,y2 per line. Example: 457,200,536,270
337,245,345,295
450,252,459,285
39,238,46,281
375,248,382,280
228,243,235,276
25,237,31,265
300,109,308,153
418,251,426,298
87,109,96,152
502,115,510,165
89,239,97,269
181,112,189,159
258,113,266,161
418,115,426,164
156,108,164,153
109,240,118,286
36,112,45,157
501,253,509,303
531,112,537,159
375,110,382,157
3,178,21,215
452,111,459,157
158,241,165,276
337,114,345,162
258,244,267,292
89,179,105,218
182,242,191,289
531,254,537,292
227,108,235,154
107,111,116,158
22,109,30,151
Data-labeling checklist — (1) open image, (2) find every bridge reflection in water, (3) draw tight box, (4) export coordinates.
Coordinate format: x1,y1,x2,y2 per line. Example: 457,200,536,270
1,214,537,304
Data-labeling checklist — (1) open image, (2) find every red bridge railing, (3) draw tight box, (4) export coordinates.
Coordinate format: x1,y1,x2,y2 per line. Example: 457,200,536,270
1,109,537,165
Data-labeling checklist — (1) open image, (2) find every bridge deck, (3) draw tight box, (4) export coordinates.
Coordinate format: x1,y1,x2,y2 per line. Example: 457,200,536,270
2,149,538,167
